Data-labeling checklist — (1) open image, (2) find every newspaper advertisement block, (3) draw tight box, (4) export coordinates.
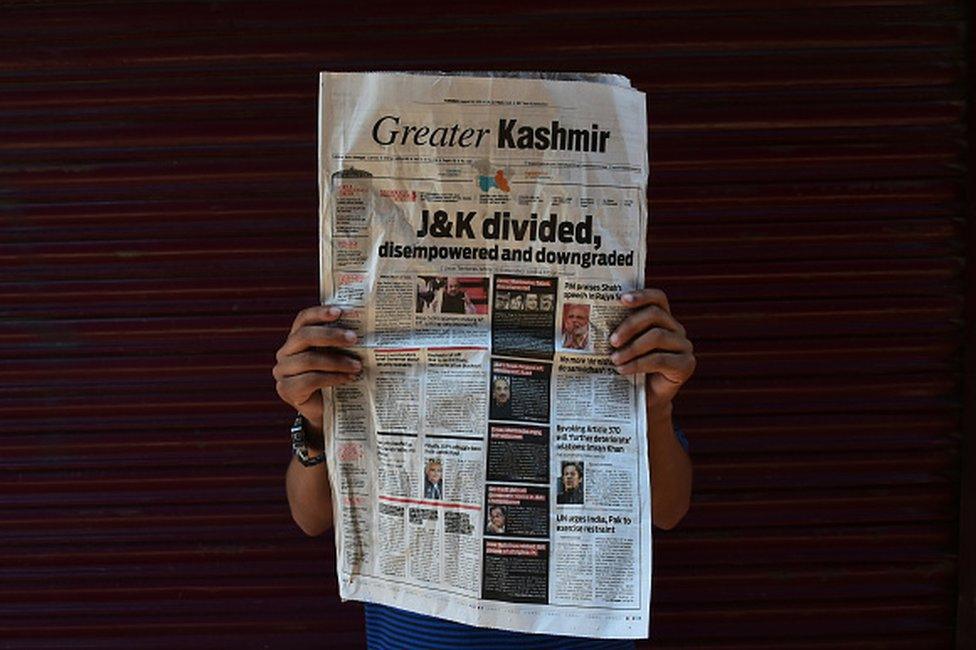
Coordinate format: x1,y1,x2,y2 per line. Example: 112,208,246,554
318,71,650,639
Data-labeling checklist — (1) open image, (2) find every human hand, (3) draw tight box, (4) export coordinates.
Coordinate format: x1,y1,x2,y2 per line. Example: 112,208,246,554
273,306,362,434
609,288,696,409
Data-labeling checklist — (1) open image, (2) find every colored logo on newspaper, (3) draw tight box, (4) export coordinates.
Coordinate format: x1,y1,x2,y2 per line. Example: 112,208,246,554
473,159,510,193
478,169,510,193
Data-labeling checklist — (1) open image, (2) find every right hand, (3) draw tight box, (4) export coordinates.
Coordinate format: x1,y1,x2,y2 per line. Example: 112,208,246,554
273,306,362,433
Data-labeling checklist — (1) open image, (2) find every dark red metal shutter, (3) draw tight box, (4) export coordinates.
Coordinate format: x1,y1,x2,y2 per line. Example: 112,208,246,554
0,2,968,648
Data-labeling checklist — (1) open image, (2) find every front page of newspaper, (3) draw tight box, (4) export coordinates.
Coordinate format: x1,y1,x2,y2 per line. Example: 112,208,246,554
318,71,650,639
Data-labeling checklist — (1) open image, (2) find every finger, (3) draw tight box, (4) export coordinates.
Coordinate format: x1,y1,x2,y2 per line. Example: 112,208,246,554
610,305,684,348
278,325,358,358
615,351,696,382
290,305,344,335
274,350,362,380
276,371,358,407
610,327,691,367
649,372,685,404
621,288,670,313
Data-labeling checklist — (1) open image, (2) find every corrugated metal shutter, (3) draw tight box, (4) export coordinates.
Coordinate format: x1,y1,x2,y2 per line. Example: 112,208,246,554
1,2,968,647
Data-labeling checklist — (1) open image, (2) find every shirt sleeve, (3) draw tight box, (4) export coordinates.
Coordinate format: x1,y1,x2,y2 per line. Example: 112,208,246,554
674,420,690,453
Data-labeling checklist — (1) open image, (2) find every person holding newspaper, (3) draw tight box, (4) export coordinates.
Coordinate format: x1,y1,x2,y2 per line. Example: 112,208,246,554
276,287,694,648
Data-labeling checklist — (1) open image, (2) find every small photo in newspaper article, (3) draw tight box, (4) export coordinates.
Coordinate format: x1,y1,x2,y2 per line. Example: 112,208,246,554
559,302,593,352
416,276,489,315
556,460,585,505
422,457,443,500
489,359,552,424
486,504,506,535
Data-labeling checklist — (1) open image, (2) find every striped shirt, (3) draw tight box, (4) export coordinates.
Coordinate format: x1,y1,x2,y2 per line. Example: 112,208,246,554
365,603,635,649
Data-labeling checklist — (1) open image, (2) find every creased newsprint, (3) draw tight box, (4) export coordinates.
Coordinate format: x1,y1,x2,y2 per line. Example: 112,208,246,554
318,71,650,639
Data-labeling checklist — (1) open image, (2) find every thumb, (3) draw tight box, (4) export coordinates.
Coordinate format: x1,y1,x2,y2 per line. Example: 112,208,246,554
297,391,325,432
649,372,682,404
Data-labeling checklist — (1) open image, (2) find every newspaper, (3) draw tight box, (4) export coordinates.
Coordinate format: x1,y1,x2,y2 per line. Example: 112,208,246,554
318,71,650,639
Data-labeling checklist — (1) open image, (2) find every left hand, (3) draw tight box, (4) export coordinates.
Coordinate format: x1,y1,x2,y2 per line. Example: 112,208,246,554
609,288,696,408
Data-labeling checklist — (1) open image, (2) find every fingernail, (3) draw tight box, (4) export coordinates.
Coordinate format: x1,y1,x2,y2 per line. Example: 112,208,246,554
352,360,362,371
344,330,357,342
328,306,341,317
610,333,619,346
622,293,635,303
610,352,619,364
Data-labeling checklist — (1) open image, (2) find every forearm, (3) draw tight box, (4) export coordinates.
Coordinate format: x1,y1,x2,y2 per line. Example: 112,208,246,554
285,434,334,537
647,401,692,529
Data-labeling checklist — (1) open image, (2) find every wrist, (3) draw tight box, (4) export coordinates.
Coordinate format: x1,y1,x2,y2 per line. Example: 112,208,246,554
301,412,324,437
303,420,325,450
648,399,673,428
297,412,325,445
291,414,326,467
